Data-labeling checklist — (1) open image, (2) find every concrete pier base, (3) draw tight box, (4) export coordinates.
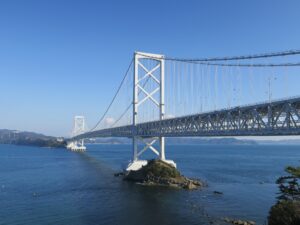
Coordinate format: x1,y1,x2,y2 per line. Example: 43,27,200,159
126,159,176,171
66,141,86,152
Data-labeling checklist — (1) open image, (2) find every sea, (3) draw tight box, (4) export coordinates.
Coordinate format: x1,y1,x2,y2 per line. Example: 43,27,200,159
0,143,300,225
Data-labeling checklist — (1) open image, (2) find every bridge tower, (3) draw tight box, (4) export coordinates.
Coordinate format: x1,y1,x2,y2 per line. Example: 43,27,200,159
126,52,176,171
67,116,86,152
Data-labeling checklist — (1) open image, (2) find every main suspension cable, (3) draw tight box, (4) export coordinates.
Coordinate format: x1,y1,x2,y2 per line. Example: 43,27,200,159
89,49,300,132
89,58,134,132
138,49,300,63
182,62,300,67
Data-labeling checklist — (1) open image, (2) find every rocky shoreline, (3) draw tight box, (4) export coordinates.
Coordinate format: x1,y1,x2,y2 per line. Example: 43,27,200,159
132,174,203,190
115,160,300,225
119,159,204,190
223,218,255,225
116,161,257,225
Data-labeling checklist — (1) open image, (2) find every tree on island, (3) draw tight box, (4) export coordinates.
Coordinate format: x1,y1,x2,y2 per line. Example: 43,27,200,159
268,166,300,225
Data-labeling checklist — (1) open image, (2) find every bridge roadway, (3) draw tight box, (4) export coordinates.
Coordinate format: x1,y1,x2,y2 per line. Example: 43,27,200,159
74,96,300,140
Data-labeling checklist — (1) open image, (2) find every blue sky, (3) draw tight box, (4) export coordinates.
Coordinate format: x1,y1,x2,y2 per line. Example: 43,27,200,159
1,0,300,136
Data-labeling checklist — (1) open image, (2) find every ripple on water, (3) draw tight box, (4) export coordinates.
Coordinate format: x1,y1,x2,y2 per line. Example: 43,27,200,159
1,144,300,225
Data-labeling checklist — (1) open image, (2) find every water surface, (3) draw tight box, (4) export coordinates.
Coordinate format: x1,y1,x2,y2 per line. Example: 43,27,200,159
1,144,300,225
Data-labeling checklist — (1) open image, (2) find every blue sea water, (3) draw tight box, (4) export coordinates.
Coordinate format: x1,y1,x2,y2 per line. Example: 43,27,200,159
0,143,300,225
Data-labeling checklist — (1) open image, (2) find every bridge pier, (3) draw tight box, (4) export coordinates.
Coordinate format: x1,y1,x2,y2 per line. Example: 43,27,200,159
126,136,176,171
126,52,176,171
159,137,165,160
69,50,300,170
67,116,87,152
66,139,86,152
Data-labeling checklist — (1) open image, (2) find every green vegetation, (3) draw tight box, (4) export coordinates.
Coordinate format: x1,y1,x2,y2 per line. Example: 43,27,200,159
141,159,181,178
12,138,66,148
124,159,203,189
268,166,300,225
268,200,300,225
276,167,300,201
286,166,300,178
0,129,66,148
125,159,181,182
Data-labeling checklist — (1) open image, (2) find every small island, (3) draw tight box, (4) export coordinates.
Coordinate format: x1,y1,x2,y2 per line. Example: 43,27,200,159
123,159,204,190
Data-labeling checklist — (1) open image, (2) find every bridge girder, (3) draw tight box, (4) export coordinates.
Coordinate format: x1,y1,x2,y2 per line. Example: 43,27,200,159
73,97,300,139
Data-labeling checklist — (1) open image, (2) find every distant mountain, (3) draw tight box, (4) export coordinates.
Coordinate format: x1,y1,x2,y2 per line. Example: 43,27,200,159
86,137,257,145
0,129,66,148
4,128,300,147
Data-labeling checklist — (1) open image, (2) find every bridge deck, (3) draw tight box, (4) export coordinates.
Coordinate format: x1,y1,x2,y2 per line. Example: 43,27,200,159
74,96,300,139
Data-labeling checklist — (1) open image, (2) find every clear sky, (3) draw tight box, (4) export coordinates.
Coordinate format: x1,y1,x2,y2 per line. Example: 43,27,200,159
1,0,300,136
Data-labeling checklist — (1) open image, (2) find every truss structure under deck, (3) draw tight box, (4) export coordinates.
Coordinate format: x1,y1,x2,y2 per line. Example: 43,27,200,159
70,50,300,171
74,96,300,139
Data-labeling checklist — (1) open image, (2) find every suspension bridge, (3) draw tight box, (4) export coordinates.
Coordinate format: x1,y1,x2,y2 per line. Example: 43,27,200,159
67,50,300,170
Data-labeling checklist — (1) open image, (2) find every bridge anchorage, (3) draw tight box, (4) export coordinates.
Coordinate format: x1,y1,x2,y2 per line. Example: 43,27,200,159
67,116,87,152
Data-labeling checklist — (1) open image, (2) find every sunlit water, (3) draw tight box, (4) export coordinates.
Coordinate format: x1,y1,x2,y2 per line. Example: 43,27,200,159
1,143,300,225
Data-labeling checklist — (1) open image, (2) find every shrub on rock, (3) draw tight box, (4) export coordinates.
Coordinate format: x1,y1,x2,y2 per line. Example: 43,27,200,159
124,159,203,190
268,200,300,225
268,165,300,225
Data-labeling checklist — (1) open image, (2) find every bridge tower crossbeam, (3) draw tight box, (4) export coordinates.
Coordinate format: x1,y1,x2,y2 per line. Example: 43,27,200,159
126,52,176,171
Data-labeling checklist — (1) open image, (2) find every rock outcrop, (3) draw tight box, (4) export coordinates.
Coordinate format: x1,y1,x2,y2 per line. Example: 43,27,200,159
223,218,256,225
124,159,204,190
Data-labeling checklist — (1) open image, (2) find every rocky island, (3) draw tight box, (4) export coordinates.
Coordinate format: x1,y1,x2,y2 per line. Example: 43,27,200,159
123,159,204,190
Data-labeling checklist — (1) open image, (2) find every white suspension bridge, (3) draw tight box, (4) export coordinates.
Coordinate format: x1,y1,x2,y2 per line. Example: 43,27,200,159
67,50,300,171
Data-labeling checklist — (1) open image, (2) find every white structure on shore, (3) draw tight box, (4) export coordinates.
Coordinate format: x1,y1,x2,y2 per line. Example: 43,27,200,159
66,140,86,152
67,116,86,152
